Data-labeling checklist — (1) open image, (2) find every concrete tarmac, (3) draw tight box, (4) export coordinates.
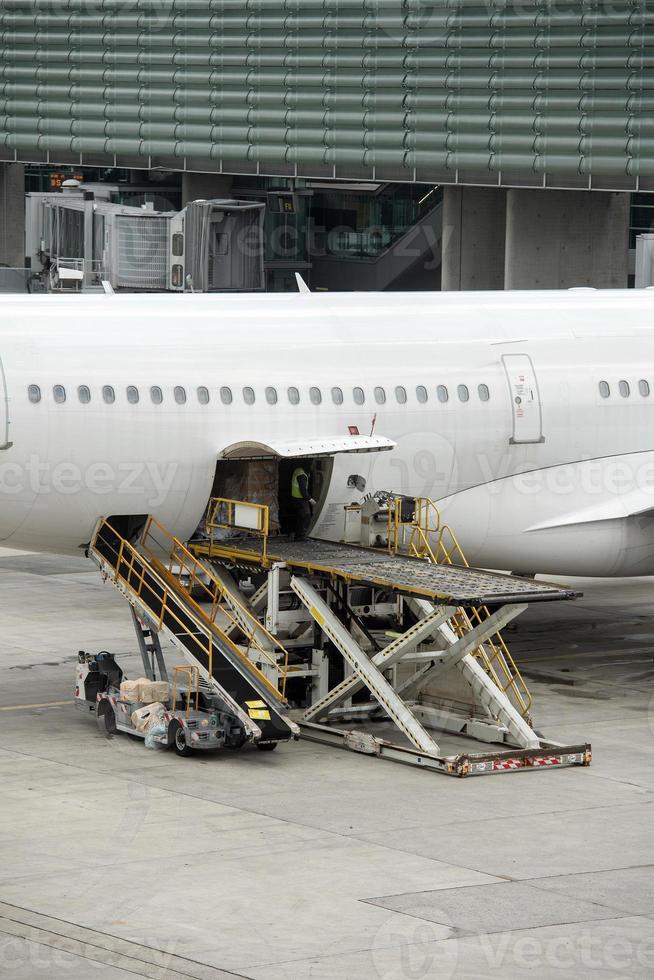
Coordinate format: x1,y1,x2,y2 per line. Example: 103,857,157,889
0,550,652,979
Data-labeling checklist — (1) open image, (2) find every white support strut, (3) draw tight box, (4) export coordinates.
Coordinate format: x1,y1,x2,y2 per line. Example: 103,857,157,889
406,598,539,750
290,576,442,756
403,603,527,679
303,603,456,722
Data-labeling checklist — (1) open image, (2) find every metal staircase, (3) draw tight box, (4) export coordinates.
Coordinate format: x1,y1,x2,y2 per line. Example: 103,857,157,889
89,518,299,747
387,496,533,721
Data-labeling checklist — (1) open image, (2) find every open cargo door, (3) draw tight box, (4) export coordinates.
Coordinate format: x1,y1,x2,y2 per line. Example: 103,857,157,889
220,435,395,460
213,435,396,539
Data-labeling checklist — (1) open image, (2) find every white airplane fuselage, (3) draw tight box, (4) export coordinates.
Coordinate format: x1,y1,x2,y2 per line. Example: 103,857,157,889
1,289,654,577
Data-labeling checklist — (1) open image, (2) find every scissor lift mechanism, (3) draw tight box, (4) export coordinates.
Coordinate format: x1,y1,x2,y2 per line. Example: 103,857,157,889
190,497,591,777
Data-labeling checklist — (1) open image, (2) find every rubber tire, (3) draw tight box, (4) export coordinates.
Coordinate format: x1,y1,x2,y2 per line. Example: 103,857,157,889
97,702,117,736
225,731,247,750
256,742,278,752
170,721,193,757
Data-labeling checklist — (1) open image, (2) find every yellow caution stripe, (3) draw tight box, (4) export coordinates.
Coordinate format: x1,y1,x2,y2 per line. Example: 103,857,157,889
310,606,325,627
245,699,271,721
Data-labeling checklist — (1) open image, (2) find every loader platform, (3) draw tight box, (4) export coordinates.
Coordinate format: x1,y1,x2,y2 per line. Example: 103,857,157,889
192,534,578,607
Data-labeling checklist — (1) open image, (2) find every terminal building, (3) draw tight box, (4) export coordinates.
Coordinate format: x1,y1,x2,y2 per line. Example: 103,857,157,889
0,1,651,291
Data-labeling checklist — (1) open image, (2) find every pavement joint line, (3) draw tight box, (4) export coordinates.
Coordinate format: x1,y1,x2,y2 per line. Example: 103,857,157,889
247,933,462,971
0,743,480,868
344,812,654,883
514,865,654,917
0,926,233,980
362,872,641,919
0,904,249,980
0,929,164,980
0,700,74,711
3,738,652,865
518,862,654,884
358,903,632,940
348,797,654,843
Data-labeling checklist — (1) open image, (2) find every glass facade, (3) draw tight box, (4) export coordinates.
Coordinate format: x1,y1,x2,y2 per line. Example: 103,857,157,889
310,185,440,260
630,193,654,250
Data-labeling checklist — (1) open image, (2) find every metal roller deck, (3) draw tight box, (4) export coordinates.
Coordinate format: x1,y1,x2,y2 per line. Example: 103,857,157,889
191,535,579,607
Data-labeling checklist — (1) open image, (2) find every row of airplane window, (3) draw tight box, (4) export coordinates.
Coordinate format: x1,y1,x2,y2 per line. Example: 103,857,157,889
599,380,650,399
27,383,493,407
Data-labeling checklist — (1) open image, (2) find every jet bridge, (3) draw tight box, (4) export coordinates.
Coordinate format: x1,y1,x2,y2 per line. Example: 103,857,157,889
188,494,591,777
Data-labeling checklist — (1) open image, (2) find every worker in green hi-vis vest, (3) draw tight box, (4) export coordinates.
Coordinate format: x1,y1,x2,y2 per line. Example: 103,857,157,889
290,465,315,540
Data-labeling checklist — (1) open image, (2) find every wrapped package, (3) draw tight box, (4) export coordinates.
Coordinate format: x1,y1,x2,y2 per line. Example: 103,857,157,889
244,460,280,532
139,680,170,704
131,702,166,733
211,461,280,536
120,677,150,702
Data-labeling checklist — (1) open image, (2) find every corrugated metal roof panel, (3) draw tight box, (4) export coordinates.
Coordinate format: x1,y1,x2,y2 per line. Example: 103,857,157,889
0,2,651,185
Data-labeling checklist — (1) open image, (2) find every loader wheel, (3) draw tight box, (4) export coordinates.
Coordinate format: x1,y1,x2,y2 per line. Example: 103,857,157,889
225,730,247,750
256,742,278,752
96,702,117,736
170,721,192,757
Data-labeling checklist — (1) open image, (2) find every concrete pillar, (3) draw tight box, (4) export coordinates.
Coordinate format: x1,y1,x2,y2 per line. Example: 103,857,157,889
182,172,234,207
441,186,506,290
0,163,25,268
505,189,630,289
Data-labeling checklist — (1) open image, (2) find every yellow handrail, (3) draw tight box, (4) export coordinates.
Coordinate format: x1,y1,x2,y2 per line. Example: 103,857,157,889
172,665,200,718
387,496,533,721
140,515,289,698
97,522,217,680
206,497,270,564
92,519,286,704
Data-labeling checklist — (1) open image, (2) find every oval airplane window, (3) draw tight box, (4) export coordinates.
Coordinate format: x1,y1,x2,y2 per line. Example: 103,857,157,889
150,386,163,405
266,387,278,405
374,386,386,405
437,385,449,403
458,384,470,403
78,385,91,404
243,387,255,405
197,386,210,405
598,381,610,399
331,387,343,405
126,386,139,404
619,380,630,398
395,386,407,405
353,387,365,405
639,379,650,397
103,385,115,404
28,384,41,404
416,385,428,404
174,386,187,405
310,387,322,405
220,387,233,405
478,384,490,402
53,385,66,404
288,387,300,405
